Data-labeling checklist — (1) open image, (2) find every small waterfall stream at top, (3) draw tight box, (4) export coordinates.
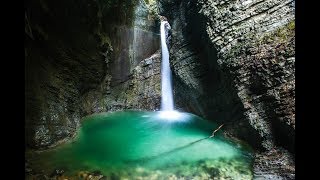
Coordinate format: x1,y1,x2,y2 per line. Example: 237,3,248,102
160,20,174,111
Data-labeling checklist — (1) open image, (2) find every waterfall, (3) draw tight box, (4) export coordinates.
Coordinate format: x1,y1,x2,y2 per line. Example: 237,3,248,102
160,21,174,111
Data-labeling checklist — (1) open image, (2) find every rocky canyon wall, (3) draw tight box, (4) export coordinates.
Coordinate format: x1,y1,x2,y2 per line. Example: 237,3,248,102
25,0,161,149
159,0,295,178
26,0,295,177
160,0,294,153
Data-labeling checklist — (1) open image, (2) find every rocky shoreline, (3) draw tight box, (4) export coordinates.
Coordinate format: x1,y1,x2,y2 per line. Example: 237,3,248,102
26,158,253,180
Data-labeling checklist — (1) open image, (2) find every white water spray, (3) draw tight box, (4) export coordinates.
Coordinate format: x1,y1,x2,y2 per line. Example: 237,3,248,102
160,21,174,111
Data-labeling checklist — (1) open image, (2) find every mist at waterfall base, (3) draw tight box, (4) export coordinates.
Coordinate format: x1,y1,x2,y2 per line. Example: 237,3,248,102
26,21,253,179
159,20,184,122
27,111,253,178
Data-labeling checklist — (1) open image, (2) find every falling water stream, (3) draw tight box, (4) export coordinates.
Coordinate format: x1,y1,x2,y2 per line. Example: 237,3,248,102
160,20,174,111
26,20,254,179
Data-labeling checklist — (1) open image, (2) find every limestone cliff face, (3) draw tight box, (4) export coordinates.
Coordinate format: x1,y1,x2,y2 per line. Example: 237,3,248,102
25,0,161,149
106,51,161,111
25,0,108,148
198,0,295,152
160,0,294,151
26,0,295,177
159,0,295,178
81,51,161,113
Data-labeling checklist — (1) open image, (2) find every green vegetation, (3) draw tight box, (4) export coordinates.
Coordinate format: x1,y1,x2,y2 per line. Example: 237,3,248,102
260,20,295,44
145,0,159,21
226,20,295,61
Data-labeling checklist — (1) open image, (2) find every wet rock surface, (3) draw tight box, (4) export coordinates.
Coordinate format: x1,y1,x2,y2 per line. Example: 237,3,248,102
159,0,295,178
161,0,295,152
26,0,295,178
254,148,295,179
25,158,253,180
107,51,161,111
25,0,160,149
81,51,161,113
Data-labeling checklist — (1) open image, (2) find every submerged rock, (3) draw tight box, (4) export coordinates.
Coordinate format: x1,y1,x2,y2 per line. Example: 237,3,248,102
49,168,65,177
254,148,295,179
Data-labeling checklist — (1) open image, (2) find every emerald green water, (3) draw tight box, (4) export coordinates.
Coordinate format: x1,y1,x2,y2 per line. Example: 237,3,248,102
27,111,254,179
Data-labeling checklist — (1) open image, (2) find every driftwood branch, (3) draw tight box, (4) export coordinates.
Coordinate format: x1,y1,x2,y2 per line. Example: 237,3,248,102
209,124,224,138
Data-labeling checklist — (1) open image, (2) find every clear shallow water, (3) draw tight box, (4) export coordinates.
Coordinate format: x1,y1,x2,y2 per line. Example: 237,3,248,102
27,111,253,179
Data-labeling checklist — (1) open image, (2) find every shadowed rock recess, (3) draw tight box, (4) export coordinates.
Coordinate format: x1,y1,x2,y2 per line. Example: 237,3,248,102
26,0,295,179
25,0,160,149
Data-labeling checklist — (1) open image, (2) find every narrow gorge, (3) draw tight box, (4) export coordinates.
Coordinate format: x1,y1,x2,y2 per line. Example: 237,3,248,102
25,0,295,179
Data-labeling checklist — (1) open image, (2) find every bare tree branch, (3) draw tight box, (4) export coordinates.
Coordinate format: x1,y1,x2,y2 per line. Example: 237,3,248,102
210,124,224,138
